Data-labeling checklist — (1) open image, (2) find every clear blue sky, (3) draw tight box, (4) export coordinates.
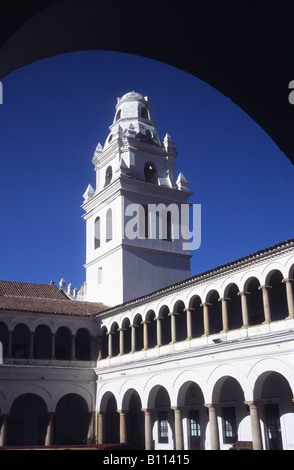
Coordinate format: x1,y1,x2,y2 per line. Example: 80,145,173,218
1,51,293,292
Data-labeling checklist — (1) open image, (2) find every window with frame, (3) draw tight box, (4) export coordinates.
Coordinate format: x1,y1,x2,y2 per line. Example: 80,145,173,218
106,208,113,242
222,406,237,444
158,411,169,443
189,409,201,437
94,216,101,249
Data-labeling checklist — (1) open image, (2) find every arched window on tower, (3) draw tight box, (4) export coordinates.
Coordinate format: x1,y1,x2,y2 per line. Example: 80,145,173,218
140,107,148,119
106,208,113,242
94,216,101,249
105,166,112,187
144,161,157,184
115,109,121,121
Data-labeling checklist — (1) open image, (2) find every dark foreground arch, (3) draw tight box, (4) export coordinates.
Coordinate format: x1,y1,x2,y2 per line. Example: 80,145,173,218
0,2,294,165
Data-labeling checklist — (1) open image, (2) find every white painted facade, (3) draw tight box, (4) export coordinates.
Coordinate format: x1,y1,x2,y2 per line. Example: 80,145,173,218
0,92,293,450
81,92,191,306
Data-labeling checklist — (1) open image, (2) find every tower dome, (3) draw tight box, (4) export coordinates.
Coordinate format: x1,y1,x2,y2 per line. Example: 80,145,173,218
104,91,162,148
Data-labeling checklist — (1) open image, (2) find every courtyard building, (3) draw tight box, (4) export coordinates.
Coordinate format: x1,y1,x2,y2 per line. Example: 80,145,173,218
0,92,293,450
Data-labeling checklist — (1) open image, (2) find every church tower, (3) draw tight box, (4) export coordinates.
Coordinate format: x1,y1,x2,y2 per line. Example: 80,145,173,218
81,91,192,306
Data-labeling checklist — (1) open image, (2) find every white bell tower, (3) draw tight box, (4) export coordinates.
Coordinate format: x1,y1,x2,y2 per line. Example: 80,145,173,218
81,91,192,306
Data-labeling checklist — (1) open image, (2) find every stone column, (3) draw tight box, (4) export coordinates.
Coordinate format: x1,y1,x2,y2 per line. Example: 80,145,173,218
172,407,184,450
0,414,8,446
237,291,250,327
107,331,113,358
7,331,12,358
245,401,263,450
118,410,127,444
205,404,220,450
201,303,211,336
118,328,126,355
29,331,34,358
282,278,294,318
259,285,272,323
142,321,150,350
71,334,76,360
87,411,97,442
45,413,54,446
155,317,162,347
130,325,137,352
51,333,56,359
218,297,230,332
142,409,152,450
184,308,194,340
168,312,178,343
97,412,104,444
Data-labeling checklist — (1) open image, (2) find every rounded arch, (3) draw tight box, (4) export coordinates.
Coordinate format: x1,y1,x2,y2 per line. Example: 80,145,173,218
172,299,186,342
75,327,91,360
54,393,89,445
253,370,293,402
145,309,157,349
121,317,131,354
34,324,51,359
212,375,245,404
55,326,71,360
0,321,9,358
104,165,112,187
159,304,171,345
265,269,288,320
252,370,294,450
99,325,108,360
206,364,247,404
206,289,222,334
110,321,119,357
244,276,264,325
224,282,243,330
188,294,204,338
288,262,294,279
133,313,143,351
12,323,30,359
106,207,113,241
100,391,119,444
144,161,157,183
177,380,205,408
7,393,48,446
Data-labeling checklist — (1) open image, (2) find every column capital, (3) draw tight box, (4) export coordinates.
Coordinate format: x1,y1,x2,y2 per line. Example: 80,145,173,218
282,278,294,284
204,403,216,409
141,408,150,414
154,316,163,321
141,320,151,325
200,302,212,307
237,291,250,296
117,328,127,332
168,311,179,317
258,284,272,291
183,307,195,312
171,406,183,412
244,400,259,408
218,297,231,302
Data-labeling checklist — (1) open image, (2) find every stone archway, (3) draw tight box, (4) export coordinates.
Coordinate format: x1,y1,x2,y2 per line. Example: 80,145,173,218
54,393,89,445
7,393,48,446
254,371,294,450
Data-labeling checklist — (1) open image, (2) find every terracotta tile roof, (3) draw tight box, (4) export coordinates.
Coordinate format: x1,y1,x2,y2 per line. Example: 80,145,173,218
0,280,68,299
0,295,108,316
0,280,108,316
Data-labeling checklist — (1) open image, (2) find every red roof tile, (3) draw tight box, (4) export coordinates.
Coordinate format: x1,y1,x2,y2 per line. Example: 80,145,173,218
0,280,108,316
0,280,68,299
0,295,108,316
